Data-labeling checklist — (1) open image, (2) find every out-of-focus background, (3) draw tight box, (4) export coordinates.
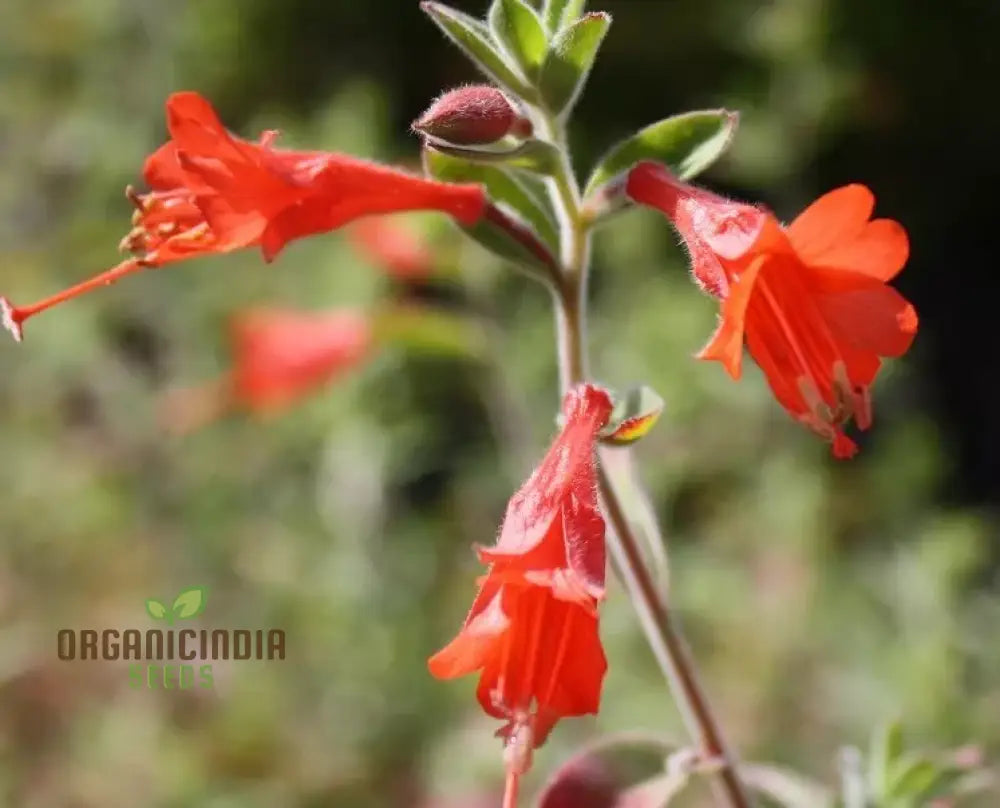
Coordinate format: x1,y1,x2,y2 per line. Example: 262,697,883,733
1,0,998,806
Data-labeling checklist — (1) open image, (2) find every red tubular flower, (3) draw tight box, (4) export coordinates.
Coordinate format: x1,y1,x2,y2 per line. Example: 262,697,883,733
429,384,613,772
1,91,486,341
160,307,372,432
626,161,918,458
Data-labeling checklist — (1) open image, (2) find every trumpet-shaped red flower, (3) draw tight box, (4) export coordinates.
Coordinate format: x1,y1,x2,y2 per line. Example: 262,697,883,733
1,91,485,342
160,307,372,432
626,161,918,458
429,384,613,767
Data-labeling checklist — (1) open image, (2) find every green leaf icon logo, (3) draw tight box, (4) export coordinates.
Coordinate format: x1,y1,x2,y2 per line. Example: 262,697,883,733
146,599,169,622
171,586,207,621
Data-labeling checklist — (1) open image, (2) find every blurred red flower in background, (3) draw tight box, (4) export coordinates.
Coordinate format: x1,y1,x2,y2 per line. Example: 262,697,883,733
627,161,918,458
347,217,435,281
161,307,373,432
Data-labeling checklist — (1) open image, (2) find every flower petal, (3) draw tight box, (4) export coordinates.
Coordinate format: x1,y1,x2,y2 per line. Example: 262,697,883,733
696,255,766,378
806,218,909,281
786,184,874,261
427,588,509,680
809,268,918,358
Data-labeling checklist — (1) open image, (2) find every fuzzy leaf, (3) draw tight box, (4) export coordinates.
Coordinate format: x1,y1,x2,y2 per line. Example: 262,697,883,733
584,109,739,197
421,2,533,98
600,385,664,446
543,0,586,32
488,0,548,78
172,586,207,620
425,138,560,175
424,147,559,271
539,12,610,115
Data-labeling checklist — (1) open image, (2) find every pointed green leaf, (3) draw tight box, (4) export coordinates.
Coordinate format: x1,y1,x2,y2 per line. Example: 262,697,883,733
600,385,665,446
424,147,559,272
145,599,168,622
425,138,560,176
886,755,942,802
421,2,534,98
539,12,610,115
488,0,548,79
868,720,905,800
542,0,586,32
171,586,207,620
584,109,739,197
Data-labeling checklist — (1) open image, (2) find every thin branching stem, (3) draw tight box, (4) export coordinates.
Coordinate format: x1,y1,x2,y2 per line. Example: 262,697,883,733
534,104,755,808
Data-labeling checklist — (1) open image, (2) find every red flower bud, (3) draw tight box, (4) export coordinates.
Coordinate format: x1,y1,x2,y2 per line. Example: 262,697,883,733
413,85,533,146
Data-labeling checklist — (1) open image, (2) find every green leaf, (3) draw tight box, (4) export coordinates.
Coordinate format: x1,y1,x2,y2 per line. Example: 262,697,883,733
539,12,610,115
488,0,548,79
740,763,835,808
374,305,489,361
424,147,559,272
869,720,905,800
600,385,665,446
145,599,168,622
584,109,739,197
421,2,534,98
171,586,208,620
425,138,560,176
542,0,586,32
886,755,943,803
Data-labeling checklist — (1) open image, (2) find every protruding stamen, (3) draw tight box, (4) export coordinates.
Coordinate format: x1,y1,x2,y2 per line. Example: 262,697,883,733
125,184,145,211
0,258,145,341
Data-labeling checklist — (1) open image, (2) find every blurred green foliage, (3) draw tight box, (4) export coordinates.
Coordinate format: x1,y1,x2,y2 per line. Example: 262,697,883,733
0,1,997,807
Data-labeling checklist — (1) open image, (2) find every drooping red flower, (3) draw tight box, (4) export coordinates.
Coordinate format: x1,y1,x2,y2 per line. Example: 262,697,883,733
160,307,373,432
429,384,613,765
626,161,918,458
1,91,485,341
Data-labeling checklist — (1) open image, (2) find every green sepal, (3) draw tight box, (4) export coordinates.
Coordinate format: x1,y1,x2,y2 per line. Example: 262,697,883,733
425,137,560,176
424,147,559,245
488,0,548,79
542,0,586,32
421,2,534,99
584,109,739,198
599,385,665,445
539,12,610,116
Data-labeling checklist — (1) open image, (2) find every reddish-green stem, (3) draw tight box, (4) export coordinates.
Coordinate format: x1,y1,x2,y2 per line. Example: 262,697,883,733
535,107,755,808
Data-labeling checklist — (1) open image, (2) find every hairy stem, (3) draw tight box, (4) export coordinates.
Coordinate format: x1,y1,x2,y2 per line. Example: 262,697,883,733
536,107,754,808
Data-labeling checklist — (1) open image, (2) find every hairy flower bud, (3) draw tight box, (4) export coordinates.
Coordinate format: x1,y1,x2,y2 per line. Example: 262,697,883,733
413,85,532,146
